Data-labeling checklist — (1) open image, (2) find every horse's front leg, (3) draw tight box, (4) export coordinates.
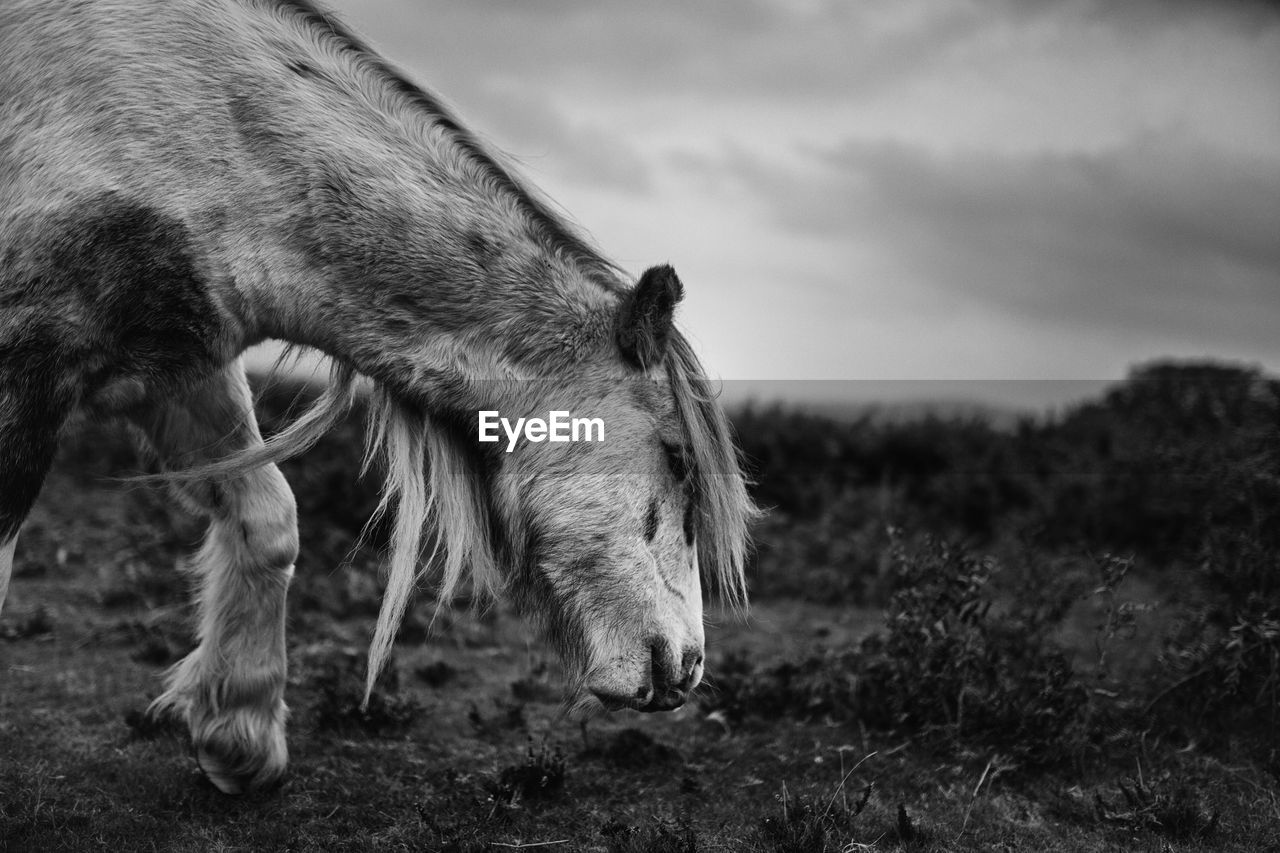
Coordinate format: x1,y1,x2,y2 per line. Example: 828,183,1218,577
135,362,298,794
0,535,17,618
0,368,70,617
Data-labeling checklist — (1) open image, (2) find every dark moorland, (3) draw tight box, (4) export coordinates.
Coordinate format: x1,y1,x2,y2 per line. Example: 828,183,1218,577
2,359,1278,851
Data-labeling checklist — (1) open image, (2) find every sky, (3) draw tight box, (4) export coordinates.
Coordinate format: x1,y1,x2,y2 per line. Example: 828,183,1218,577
311,0,1280,410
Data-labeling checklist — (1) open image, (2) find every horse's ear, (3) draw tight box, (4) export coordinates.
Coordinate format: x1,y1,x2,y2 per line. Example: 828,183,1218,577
617,264,684,368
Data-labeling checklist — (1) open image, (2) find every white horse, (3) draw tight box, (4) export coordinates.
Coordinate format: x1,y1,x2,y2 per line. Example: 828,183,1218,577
0,0,755,793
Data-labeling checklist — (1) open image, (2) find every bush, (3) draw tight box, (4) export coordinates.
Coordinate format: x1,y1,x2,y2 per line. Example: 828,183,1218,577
484,741,566,807
310,652,421,736
1154,595,1279,758
707,536,1089,765
859,538,1087,761
1094,773,1219,841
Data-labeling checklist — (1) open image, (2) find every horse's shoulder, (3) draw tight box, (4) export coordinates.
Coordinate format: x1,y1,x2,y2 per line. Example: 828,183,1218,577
1,193,226,384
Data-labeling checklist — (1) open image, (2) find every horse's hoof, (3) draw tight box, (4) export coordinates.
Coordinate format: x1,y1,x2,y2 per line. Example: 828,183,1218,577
196,744,285,794
191,706,288,795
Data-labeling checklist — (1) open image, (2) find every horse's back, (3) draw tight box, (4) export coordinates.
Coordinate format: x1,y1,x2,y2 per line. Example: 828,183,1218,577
2,0,276,212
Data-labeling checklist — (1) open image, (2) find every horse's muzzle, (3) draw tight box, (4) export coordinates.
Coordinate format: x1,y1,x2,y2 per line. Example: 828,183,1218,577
592,641,703,712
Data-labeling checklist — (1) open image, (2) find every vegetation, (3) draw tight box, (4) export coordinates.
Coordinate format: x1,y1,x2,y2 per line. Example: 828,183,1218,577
2,359,1277,850
738,360,1280,765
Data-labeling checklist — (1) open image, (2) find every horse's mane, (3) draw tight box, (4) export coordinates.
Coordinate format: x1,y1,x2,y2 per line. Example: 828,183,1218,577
665,334,757,609
265,0,626,294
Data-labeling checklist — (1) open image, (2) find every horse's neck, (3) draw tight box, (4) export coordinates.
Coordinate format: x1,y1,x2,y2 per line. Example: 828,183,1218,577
233,99,616,394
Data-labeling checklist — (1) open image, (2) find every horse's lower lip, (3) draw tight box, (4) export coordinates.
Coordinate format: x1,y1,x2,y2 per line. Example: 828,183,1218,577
590,688,689,713
590,689,643,712
639,692,687,713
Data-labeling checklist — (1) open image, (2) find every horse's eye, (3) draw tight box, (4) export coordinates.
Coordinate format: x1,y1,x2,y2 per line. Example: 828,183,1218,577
661,441,690,483
643,500,659,542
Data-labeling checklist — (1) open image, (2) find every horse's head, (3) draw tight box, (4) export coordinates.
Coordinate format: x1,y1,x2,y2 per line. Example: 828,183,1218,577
482,265,751,715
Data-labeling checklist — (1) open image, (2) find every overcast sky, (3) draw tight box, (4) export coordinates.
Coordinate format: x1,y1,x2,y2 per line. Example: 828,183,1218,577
318,0,1280,407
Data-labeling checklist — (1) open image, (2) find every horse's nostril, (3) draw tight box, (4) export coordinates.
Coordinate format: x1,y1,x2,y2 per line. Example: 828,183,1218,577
649,638,674,692
675,649,703,690
645,640,703,700
681,649,703,674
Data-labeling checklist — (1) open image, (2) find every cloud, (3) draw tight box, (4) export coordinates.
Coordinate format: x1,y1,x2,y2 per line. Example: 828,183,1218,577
325,0,1280,383
464,86,653,194
350,0,1280,106
721,132,1280,349
342,0,996,105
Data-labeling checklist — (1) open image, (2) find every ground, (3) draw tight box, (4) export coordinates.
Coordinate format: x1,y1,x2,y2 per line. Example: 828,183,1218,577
1,405,1277,852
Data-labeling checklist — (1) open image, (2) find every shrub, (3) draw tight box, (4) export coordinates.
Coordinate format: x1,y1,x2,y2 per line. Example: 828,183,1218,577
853,536,1088,762
1154,595,1279,757
484,741,566,807
310,652,421,736
1094,773,1219,840
707,536,1089,765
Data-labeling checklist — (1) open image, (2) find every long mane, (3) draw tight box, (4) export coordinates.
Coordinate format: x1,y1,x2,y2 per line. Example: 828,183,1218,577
256,337,756,701
191,1,756,700
666,333,757,608
266,0,626,293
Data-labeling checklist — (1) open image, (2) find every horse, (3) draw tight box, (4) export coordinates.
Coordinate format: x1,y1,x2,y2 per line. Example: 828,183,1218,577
0,0,756,794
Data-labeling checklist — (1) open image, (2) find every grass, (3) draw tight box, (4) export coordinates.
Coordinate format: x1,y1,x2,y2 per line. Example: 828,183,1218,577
3,367,1279,851
2,607,1275,852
